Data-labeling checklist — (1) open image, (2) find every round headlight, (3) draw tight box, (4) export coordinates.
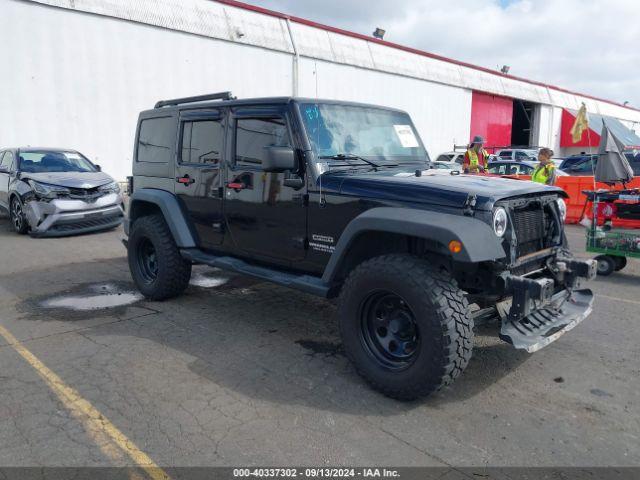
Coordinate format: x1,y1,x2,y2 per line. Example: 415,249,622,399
493,207,508,237
556,198,567,221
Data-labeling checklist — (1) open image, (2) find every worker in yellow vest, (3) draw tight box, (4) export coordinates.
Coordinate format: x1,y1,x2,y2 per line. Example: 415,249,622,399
463,135,489,174
531,147,557,186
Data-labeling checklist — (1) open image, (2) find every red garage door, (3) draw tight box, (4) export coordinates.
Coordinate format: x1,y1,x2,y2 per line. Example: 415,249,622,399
470,92,513,153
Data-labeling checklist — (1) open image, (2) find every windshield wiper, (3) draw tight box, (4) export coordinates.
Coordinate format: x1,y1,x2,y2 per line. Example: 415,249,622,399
318,153,384,169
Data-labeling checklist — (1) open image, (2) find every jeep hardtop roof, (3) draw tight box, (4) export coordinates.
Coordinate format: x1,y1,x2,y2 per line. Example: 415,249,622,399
142,91,409,117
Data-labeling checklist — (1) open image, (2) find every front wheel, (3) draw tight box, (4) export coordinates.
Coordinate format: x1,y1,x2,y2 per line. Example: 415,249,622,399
337,254,473,400
128,214,192,300
10,197,29,235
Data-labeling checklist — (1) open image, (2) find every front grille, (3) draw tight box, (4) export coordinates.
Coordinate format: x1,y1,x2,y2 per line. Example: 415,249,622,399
60,187,106,201
50,215,121,233
512,204,546,258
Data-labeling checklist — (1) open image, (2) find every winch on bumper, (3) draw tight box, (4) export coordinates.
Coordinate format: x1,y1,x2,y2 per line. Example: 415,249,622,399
497,256,597,353
24,192,124,237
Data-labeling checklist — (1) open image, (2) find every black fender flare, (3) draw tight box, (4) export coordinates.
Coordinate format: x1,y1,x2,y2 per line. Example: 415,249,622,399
322,207,505,283
127,189,197,248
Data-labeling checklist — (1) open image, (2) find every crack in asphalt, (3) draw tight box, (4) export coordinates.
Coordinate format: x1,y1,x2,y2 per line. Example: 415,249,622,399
0,308,160,351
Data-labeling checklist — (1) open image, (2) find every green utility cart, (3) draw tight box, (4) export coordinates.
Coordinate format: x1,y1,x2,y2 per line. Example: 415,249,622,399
584,189,640,276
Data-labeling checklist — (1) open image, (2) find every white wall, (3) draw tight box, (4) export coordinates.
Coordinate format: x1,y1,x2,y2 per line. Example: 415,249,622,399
0,0,293,179
0,0,472,178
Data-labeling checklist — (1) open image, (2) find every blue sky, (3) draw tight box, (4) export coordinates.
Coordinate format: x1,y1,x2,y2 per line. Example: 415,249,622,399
244,0,640,108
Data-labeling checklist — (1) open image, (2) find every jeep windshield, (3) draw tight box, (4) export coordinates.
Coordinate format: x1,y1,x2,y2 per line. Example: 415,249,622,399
18,150,98,173
298,102,428,168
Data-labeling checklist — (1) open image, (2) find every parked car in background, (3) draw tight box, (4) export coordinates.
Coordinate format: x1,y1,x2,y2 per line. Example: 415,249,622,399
559,152,640,176
626,151,640,174
488,160,569,177
0,148,124,236
495,148,538,161
430,160,461,172
435,151,465,165
559,154,597,173
488,160,536,176
436,151,498,167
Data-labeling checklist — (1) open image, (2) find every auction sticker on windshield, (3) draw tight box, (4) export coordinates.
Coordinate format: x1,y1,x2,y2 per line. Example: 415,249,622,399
393,125,419,148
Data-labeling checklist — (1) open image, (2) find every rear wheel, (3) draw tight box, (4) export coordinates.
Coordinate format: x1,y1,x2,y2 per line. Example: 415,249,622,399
128,214,192,300
613,256,627,271
337,254,473,400
10,197,29,235
595,255,616,276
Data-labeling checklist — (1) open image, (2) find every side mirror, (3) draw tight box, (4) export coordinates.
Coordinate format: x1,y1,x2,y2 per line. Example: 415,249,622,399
94,164,102,172
0,166,9,174
263,146,296,173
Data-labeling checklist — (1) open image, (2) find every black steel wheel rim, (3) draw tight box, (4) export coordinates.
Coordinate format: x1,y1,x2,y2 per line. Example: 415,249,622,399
137,238,159,283
359,291,420,370
11,200,23,230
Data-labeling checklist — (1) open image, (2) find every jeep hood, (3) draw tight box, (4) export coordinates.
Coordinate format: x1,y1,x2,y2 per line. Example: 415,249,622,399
20,171,114,189
320,168,565,210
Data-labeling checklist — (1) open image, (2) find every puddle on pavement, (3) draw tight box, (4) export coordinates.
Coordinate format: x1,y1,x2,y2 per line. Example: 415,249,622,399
39,283,144,311
190,273,230,288
189,268,260,291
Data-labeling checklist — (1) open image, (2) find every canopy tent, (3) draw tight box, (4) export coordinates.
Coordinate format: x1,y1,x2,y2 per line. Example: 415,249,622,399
595,120,635,184
561,109,640,148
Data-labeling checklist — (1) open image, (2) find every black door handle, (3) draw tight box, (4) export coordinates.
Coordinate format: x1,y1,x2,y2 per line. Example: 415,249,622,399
176,175,195,185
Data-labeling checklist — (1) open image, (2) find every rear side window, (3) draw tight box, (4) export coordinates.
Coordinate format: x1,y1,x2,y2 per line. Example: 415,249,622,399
235,117,291,167
499,151,512,158
488,163,507,175
137,117,174,163
180,120,224,165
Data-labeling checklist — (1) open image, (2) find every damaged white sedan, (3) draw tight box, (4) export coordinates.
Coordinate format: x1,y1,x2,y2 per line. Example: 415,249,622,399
0,148,124,236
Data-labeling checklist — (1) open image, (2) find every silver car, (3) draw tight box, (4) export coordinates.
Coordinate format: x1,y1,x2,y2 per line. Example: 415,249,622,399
0,148,124,237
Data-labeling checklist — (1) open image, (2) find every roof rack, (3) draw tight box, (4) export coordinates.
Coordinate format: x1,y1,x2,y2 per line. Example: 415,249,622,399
154,91,236,108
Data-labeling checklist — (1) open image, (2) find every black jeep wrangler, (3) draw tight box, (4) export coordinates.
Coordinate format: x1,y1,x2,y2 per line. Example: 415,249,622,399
125,92,596,399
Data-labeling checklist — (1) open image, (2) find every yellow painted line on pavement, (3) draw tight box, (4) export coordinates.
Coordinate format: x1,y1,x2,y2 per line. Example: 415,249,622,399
597,294,640,306
0,324,169,480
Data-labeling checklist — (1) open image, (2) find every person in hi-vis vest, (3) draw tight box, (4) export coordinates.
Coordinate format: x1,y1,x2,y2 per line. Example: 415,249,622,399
531,147,557,186
463,135,489,174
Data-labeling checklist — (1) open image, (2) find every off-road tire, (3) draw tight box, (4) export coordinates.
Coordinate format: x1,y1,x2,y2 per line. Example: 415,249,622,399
10,197,29,235
128,214,192,300
613,256,627,271
337,254,473,400
595,255,615,276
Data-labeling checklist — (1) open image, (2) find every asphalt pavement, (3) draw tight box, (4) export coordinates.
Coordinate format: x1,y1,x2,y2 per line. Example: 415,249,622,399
0,215,638,468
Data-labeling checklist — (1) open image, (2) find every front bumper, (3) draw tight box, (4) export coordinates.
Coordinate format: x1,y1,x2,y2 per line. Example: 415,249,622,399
497,257,597,352
24,193,124,237
499,289,594,353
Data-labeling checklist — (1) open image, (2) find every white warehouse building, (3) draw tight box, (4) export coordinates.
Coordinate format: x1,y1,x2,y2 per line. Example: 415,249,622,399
2,0,640,180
